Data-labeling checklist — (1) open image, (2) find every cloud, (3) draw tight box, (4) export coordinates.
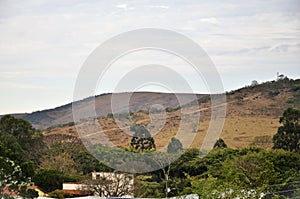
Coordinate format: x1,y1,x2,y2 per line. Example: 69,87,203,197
269,43,300,53
0,82,44,89
200,17,218,24
147,5,169,9
116,4,128,9
0,71,23,78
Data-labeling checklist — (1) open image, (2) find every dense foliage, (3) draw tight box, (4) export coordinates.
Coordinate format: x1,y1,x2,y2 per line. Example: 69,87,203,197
273,107,300,152
0,116,39,198
213,138,227,149
130,124,156,152
135,148,300,198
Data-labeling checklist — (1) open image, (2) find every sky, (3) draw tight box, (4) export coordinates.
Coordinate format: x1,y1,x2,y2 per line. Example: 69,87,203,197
0,0,300,114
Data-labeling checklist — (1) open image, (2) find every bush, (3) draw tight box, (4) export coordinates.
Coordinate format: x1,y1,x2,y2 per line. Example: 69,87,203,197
48,190,72,199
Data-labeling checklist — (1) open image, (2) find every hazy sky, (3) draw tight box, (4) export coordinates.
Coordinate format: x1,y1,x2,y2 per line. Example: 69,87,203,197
0,0,300,114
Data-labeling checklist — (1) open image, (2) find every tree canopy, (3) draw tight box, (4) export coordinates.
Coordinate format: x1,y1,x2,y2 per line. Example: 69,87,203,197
273,108,300,152
167,137,183,154
213,138,227,149
130,124,156,152
0,116,40,197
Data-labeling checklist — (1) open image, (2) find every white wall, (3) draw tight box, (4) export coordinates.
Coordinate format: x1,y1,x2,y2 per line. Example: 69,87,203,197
62,183,84,190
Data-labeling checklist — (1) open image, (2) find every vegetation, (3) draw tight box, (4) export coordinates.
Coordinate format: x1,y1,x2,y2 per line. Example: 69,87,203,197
273,107,300,152
1,78,300,198
213,138,227,149
0,116,39,198
130,124,156,152
33,168,80,193
82,173,133,197
48,189,72,199
167,137,184,153
134,148,300,198
19,187,39,199
0,109,299,198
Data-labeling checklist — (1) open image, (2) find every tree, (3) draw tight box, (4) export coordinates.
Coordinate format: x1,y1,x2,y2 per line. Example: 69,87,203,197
0,115,36,150
213,138,227,149
153,151,183,198
167,137,183,154
130,124,156,152
33,168,80,193
0,116,35,198
73,150,113,174
40,152,77,174
222,153,278,196
0,157,29,199
19,187,39,199
251,80,259,86
0,115,43,164
83,172,134,197
134,175,164,198
273,108,300,152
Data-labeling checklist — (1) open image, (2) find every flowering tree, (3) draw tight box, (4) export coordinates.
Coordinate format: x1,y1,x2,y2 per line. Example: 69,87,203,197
0,157,30,199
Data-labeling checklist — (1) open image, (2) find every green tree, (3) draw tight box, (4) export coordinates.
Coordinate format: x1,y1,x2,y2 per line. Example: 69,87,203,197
213,138,227,148
33,168,80,193
130,124,156,152
0,115,43,164
273,108,300,152
0,157,29,198
73,150,113,174
167,137,183,154
0,116,38,198
134,175,164,198
19,187,39,199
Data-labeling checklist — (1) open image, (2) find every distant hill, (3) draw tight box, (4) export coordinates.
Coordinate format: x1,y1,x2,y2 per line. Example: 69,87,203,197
43,77,300,149
7,92,205,129
4,77,300,149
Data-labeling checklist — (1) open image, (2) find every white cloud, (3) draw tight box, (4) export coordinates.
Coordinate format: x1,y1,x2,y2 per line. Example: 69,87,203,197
116,4,128,9
200,17,218,24
0,82,44,89
147,5,169,9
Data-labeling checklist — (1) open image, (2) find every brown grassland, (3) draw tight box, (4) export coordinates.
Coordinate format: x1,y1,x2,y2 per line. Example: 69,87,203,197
44,78,300,150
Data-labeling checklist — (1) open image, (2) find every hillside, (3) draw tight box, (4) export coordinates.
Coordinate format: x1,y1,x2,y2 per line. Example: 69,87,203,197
44,78,300,149
8,92,205,129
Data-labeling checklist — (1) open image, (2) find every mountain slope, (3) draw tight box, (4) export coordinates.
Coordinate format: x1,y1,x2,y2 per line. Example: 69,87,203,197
10,92,205,129
44,78,300,149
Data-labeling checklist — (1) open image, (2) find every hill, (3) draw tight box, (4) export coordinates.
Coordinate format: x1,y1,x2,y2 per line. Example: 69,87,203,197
44,77,300,149
7,92,205,129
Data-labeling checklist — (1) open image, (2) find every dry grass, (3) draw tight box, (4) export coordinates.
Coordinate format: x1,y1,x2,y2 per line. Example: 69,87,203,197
44,81,299,150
